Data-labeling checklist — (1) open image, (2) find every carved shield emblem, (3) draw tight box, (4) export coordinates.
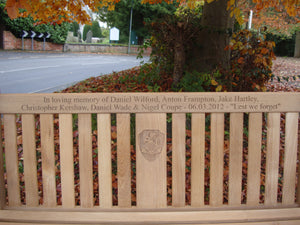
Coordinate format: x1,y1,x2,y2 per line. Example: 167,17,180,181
139,130,164,159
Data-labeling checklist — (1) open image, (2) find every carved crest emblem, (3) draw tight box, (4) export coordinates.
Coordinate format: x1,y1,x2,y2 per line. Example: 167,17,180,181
139,130,164,159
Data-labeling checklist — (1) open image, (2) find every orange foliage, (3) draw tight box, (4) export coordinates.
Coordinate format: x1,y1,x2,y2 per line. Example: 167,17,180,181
253,0,299,17
4,0,299,25
223,30,276,91
4,0,120,24
237,0,299,36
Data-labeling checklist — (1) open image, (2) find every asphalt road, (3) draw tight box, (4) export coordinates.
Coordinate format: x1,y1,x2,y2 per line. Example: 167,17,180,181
0,51,147,93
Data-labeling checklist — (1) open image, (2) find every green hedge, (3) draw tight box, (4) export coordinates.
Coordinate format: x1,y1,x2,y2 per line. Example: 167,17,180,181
0,2,70,44
266,32,296,57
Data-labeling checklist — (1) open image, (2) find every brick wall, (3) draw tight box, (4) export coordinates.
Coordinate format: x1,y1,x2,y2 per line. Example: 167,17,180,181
3,31,151,55
64,43,152,55
3,31,63,51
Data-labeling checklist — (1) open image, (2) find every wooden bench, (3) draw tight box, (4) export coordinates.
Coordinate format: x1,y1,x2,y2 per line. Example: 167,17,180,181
0,92,299,224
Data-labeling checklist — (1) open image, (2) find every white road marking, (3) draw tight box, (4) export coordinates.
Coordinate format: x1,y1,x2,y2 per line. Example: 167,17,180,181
8,57,22,60
80,61,116,66
0,65,60,74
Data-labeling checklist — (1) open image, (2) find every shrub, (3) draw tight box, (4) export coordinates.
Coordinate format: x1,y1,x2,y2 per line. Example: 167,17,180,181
175,71,212,92
174,30,276,93
35,22,70,44
0,3,70,44
137,63,173,92
70,22,80,37
148,5,203,85
83,24,92,41
221,30,276,91
91,21,102,38
266,32,296,57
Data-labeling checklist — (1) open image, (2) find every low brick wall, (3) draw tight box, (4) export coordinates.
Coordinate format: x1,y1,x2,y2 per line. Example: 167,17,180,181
63,43,152,55
3,31,63,51
2,31,151,55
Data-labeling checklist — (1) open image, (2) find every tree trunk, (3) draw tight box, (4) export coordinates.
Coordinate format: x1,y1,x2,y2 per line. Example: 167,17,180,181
173,25,185,85
194,0,234,72
294,31,300,58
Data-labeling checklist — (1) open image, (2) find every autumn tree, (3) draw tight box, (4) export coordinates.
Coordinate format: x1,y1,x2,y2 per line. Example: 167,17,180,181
5,0,298,31
98,0,177,44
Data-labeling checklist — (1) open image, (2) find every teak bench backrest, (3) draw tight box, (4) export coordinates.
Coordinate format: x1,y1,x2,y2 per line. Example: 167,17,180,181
0,92,300,225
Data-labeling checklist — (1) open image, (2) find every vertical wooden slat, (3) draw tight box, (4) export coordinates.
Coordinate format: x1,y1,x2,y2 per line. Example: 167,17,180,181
59,114,75,208
22,114,39,207
282,113,299,205
298,115,300,207
210,113,224,207
98,114,112,208
4,114,20,207
40,114,56,207
0,115,6,209
117,114,131,207
228,113,243,206
172,113,186,207
247,113,262,206
78,114,93,208
298,126,300,206
265,113,280,206
136,113,166,208
191,113,205,207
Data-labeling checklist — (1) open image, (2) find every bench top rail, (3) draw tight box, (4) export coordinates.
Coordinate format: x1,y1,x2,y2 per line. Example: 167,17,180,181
0,92,299,114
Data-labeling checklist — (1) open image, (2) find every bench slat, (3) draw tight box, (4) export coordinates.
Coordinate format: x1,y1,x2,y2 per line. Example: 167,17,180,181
210,113,224,206
282,113,299,205
265,113,281,206
247,113,262,206
98,114,112,208
136,113,167,208
59,114,75,208
228,113,243,206
22,114,39,207
3,114,21,207
0,220,300,225
1,208,300,224
78,114,93,208
40,114,56,207
191,113,205,207
172,113,186,207
298,124,300,206
116,114,131,207
0,115,5,209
